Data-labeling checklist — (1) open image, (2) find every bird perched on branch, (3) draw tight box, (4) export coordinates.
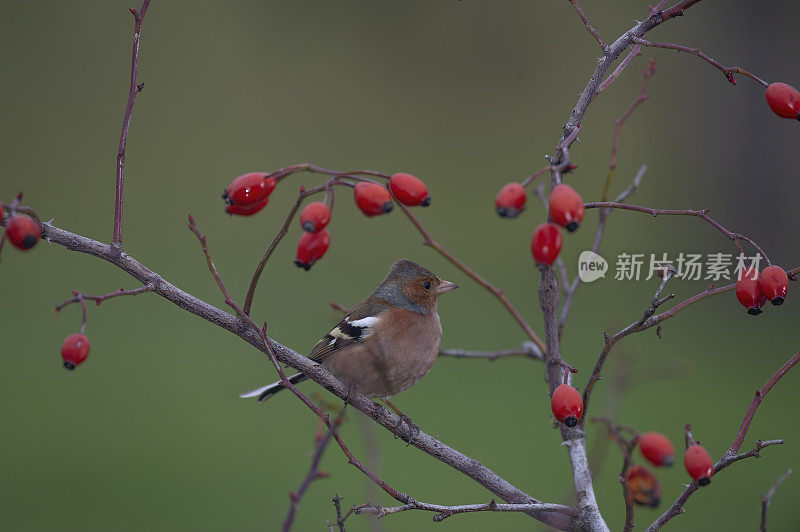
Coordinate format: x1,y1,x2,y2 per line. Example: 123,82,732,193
240,259,457,416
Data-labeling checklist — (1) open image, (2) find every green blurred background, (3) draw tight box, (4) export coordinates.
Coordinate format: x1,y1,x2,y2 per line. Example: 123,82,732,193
2,1,799,530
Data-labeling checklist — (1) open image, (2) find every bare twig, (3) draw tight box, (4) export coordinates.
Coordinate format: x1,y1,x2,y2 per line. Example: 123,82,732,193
113,0,152,252
243,182,334,315
583,201,770,260
592,418,639,532
283,412,345,531
353,499,578,523
567,0,605,49
519,165,550,188
603,59,656,202
760,469,792,532
55,284,155,312
439,342,543,362
632,36,769,87
559,166,647,332
597,45,642,94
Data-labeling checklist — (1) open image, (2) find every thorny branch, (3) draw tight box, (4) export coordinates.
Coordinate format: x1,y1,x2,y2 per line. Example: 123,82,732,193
760,469,792,532
439,342,544,362
352,499,578,523
113,0,152,252
283,412,345,532
55,284,155,312
631,37,769,87
567,0,605,49
583,201,770,260
559,165,647,332
603,59,656,202
591,418,639,532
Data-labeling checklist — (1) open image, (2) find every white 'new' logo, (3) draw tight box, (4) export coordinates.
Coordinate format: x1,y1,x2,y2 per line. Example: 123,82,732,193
577,251,608,283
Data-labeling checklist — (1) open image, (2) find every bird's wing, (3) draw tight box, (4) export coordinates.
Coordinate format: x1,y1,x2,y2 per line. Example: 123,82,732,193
309,300,387,362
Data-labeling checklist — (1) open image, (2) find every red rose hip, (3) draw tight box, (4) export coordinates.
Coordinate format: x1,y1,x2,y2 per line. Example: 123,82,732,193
638,432,675,467
684,444,713,486
736,267,766,315
765,82,800,119
299,202,331,232
495,183,526,218
6,214,41,250
61,333,91,370
295,229,331,270
225,195,270,216
551,384,583,427
531,223,563,265
549,184,585,232
389,173,430,207
223,173,276,209
624,465,661,507
354,182,393,216
759,265,789,306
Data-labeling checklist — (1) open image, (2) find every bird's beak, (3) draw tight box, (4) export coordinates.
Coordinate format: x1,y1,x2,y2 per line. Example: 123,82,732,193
437,280,458,294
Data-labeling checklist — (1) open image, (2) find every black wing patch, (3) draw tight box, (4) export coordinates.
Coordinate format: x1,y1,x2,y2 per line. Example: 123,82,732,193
309,315,378,361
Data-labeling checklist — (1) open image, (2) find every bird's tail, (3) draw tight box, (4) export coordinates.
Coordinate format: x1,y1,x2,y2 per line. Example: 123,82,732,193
239,372,308,402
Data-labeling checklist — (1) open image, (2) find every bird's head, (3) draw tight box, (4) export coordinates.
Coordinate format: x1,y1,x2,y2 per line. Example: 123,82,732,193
374,259,457,314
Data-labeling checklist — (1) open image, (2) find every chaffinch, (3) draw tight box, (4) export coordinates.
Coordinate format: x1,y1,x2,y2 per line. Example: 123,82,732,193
240,259,457,410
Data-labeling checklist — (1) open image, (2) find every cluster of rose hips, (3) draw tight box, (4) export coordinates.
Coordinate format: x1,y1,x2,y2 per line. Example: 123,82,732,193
495,180,585,266
222,171,430,270
550,383,714,502
735,265,790,315
0,200,42,252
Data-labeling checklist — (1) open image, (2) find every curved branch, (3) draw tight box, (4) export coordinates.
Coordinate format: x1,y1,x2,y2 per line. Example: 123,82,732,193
583,201,769,260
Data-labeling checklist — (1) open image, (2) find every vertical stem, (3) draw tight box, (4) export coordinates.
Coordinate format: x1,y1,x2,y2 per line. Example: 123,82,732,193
113,0,152,251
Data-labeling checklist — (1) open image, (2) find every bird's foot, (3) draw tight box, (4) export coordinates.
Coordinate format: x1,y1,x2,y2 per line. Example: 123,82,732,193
393,414,420,446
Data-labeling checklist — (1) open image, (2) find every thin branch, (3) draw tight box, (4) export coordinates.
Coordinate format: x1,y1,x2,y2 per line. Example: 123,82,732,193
283,412,344,532
583,201,770,260
332,495,347,532
760,469,792,532
567,0,605,49
603,59,656,202
583,268,677,419
519,165,550,188
632,36,769,87
439,342,544,362
353,499,578,523
592,418,639,532
55,284,155,312
597,45,642,94
728,351,800,455
113,0,152,252
243,182,331,315
648,350,800,531
559,165,647,332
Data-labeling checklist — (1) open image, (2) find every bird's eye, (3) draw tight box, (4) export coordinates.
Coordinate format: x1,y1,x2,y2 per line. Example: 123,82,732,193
423,281,431,290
